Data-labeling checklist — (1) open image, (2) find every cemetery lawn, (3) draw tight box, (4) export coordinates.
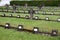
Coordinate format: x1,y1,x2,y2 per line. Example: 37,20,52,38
0,27,60,40
0,12,60,40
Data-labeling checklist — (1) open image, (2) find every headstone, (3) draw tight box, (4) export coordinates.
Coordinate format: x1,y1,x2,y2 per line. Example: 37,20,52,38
51,30,58,36
45,17,49,21
17,15,20,18
34,16,39,20
57,18,60,22
43,11,46,15
33,27,39,33
25,15,29,19
51,12,54,15
35,11,38,14
2,14,5,17
5,23,10,29
9,14,12,17
18,25,23,31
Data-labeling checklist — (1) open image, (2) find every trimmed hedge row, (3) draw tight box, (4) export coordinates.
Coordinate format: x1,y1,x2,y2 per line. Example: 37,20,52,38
10,1,60,6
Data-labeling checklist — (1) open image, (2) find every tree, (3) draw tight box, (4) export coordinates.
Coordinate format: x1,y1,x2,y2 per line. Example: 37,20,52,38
28,8,35,19
5,4,9,12
38,3,44,10
25,3,28,8
12,4,17,13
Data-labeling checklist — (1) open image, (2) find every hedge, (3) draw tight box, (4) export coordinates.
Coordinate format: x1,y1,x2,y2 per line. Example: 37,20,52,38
10,1,60,6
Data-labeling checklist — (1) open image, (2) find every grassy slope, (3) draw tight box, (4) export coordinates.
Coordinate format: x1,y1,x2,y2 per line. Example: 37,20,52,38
0,27,60,40
0,12,60,32
0,12,60,40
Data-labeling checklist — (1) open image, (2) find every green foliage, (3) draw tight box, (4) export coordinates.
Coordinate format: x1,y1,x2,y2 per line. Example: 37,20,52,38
10,1,60,6
12,0,60,1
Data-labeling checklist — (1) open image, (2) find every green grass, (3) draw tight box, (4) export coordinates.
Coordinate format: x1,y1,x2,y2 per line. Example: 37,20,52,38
0,12,60,32
0,12,60,20
0,17,60,33
0,27,60,40
0,12,60,40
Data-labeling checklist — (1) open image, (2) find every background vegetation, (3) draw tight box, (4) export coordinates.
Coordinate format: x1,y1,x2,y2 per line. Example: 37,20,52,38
10,1,60,6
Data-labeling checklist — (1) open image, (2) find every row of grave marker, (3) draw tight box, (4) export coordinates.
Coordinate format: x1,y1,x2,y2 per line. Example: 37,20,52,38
0,14,60,22
0,10,60,16
0,23,58,36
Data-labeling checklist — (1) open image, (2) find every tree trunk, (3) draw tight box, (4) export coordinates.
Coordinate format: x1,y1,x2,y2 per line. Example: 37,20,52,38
30,13,33,19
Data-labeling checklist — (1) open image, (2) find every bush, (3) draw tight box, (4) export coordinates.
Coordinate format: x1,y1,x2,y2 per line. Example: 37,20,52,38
10,1,60,6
